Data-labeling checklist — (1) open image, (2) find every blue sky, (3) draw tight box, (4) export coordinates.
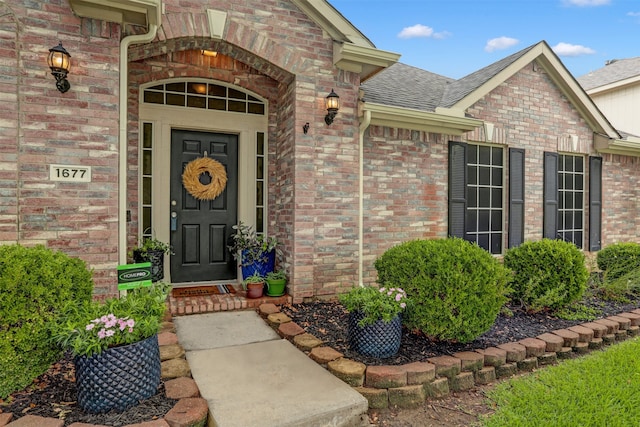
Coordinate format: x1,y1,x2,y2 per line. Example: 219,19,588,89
328,0,640,79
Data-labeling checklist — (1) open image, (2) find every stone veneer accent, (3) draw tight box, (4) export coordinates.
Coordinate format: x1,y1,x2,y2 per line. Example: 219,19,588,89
257,304,640,410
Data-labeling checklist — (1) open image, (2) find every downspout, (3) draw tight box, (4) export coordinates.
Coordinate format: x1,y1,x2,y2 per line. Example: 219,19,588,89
118,24,159,265
358,109,371,287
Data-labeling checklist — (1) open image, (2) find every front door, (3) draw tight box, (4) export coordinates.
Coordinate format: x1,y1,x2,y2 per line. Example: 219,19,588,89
170,129,238,282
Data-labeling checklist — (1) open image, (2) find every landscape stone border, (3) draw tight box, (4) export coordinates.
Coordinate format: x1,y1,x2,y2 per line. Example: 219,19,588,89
257,303,640,410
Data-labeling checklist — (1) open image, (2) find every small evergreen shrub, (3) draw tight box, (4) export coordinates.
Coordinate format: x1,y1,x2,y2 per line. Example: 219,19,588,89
503,239,588,312
0,244,94,398
596,242,640,281
374,238,511,343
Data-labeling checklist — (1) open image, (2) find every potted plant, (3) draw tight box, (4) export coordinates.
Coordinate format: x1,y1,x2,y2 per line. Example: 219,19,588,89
228,222,280,280
243,272,265,299
265,270,287,297
52,283,170,413
131,237,172,282
339,285,409,358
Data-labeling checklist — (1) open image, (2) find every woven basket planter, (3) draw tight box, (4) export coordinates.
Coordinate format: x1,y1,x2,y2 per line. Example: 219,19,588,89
132,249,165,282
74,334,161,413
347,311,402,358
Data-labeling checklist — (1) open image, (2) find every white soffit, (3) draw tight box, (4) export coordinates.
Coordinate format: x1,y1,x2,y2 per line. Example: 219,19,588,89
69,0,161,27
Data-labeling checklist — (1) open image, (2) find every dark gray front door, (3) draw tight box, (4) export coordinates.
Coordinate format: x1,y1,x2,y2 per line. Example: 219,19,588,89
170,130,238,282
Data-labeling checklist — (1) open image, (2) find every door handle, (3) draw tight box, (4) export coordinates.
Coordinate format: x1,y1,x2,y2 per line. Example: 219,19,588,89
170,212,177,231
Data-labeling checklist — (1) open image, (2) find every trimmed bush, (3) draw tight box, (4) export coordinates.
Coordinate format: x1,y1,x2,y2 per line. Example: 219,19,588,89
374,238,511,343
503,239,588,312
0,244,94,398
596,242,640,281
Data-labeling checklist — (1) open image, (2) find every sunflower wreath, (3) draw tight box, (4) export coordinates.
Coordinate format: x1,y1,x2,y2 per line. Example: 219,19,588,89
181,157,228,200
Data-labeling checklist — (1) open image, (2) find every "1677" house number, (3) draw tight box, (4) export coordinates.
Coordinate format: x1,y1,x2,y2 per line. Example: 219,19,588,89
49,164,92,182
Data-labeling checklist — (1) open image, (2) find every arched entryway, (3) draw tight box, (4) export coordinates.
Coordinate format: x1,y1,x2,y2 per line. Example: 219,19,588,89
138,78,269,284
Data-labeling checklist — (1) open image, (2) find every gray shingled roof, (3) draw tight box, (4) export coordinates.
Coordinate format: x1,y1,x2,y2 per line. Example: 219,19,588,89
577,57,640,90
361,63,454,111
362,43,539,111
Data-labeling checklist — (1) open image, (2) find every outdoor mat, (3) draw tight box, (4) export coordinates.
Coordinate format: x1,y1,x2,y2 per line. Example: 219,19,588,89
172,284,237,298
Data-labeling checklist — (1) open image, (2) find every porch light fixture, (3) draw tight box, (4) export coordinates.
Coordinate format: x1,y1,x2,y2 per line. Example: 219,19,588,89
324,89,340,125
47,42,71,93
201,50,218,57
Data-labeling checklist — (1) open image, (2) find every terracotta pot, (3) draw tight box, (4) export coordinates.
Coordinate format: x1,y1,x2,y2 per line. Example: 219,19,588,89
245,282,264,299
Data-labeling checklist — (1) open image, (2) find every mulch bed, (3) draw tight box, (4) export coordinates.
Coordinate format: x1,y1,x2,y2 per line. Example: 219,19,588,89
3,293,639,426
280,294,640,366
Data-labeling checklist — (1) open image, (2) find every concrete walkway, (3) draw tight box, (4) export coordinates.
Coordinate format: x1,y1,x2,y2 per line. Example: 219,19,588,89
173,311,369,427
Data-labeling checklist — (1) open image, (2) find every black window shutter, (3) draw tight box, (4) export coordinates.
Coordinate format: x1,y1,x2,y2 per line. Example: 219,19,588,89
589,156,603,251
508,148,525,248
543,152,559,239
448,141,467,238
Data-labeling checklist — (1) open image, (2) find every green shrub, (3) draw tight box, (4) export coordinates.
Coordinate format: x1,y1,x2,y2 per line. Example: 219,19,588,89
0,244,94,398
374,238,511,343
596,242,640,281
503,239,588,312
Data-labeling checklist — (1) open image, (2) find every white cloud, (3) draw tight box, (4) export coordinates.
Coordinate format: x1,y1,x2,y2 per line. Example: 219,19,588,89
562,0,610,6
397,24,449,39
628,11,640,17
484,37,519,53
552,42,596,56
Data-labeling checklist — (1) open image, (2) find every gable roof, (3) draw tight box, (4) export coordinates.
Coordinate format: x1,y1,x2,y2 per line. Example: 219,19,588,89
361,41,639,152
577,57,640,92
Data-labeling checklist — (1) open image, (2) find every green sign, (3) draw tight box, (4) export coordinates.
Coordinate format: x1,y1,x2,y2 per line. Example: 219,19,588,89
117,262,153,290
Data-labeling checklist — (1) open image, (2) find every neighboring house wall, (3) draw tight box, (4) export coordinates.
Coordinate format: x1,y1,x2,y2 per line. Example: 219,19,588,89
590,85,640,137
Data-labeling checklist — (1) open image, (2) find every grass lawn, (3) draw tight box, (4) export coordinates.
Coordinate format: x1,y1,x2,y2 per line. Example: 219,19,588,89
483,337,640,427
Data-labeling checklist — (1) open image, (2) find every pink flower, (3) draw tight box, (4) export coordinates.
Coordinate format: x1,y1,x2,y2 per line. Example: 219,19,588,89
395,293,403,302
126,319,135,328
379,287,386,293
105,329,115,337
128,327,134,333
85,323,95,331
400,302,406,309
97,329,107,339
118,319,127,331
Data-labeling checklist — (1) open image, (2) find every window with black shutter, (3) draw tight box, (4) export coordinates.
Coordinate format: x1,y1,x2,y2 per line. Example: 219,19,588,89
448,141,504,254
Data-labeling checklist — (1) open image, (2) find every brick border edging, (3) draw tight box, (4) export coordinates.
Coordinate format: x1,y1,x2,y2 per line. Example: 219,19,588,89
0,313,208,427
258,304,640,410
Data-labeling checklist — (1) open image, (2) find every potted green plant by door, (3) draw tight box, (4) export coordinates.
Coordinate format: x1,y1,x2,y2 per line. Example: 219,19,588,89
265,270,287,297
243,272,265,299
131,237,172,282
228,222,280,279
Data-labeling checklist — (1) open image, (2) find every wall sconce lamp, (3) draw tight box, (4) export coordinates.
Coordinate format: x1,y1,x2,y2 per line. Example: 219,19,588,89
47,42,71,93
324,89,340,125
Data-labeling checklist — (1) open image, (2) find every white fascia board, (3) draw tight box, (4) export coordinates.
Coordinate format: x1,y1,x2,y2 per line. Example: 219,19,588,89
364,102,483,135
594,133,640,156
334,42,400,80
69,0,161,26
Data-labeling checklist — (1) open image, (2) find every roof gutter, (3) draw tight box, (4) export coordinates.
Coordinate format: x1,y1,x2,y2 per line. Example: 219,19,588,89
594,133,640,157
363,102,483,135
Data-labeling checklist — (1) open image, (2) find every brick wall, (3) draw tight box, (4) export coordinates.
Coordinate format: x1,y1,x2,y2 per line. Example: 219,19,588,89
361,61,639,285
3,0,122,297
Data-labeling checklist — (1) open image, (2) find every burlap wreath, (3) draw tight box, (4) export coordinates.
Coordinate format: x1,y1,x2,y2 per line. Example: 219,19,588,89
182,157,227,200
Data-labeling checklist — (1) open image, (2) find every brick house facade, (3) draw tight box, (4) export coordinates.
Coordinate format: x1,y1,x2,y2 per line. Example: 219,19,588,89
3,0,639,301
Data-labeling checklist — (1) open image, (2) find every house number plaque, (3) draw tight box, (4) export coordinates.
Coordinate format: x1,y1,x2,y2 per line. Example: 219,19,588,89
49,164,92,182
